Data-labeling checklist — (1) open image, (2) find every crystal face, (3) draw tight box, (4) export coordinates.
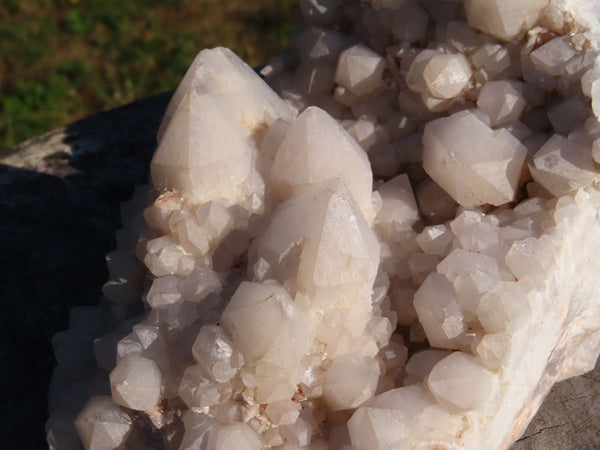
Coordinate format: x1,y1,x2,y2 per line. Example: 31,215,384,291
422,110,528,207
47,1,600,449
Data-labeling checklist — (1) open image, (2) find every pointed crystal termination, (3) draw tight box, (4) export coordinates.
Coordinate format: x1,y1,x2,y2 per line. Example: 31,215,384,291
334,44,386,97
464,0,549,41
74,396,132,450
427,352,498,412
157,47,293,141
151,48,293,206
529,134,599,197
249,180,379,310
221,281,309,366
109,355,162,414
414,273,466,349
422,110,528,207
151,88,255,206
423,54,472,99
477,81,526,127
269,106,375,221
406,50,472,101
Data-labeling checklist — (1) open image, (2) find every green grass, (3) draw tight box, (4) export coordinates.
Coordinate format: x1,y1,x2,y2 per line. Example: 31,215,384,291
0,0,298,149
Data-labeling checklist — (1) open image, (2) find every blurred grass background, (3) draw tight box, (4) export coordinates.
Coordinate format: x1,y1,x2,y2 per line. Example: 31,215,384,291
0,0,299,150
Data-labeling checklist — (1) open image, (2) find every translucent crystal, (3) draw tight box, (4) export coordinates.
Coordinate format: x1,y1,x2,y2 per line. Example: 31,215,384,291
334,44,386,97
407,50,472,100
270,106,375,221
192,325,243,383
477,81,526,126
323,354,379,410
74,396,132,450
414,273,466,348
427,352,498,411
249,180,379,306
179,268,222,301
476,282,531,333
109,355,162,413
470,43,511,76
151,91,255,206
221,281,308,365
158,47,292,141
146,275,182,309
295,27,344,62
464,0,549,41
422,110,528,207
416,224,453,256
529,134,598,197
348,385,451,449
375,174,419,234
423,54,472,99
49,2,600,449
529,36,576,77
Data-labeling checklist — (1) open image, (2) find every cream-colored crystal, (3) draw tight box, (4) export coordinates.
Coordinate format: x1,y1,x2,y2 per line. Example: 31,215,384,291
422,110,528,207
464,0,549,41
270,106,375,221
334,44,386,96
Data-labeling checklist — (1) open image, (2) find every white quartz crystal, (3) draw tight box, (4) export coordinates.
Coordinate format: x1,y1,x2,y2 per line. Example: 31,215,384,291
74,396,132,450
152,47,292,207
407,50,472,101
427,352,498,411
424,54,472,99
334,44,386,97
249,180,379,305
48,1,600,449
477,81,526,126
109,355,162,413
323,354,380,410
464,0,549,41
530,36,577,76
269,106,375,221
422,110,528,207
529,134,598,197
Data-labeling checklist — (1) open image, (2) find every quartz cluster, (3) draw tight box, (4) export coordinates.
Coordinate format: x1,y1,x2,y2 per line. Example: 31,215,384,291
47,0,600,449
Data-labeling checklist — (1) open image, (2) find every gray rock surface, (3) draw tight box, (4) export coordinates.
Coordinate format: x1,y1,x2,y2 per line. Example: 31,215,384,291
0,91,597,450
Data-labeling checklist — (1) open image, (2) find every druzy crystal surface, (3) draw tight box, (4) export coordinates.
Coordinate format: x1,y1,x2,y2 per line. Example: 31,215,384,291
47,1,600,449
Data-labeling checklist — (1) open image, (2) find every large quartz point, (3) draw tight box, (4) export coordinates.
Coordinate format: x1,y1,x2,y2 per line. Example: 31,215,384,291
269,106,375,221
334,44,386,97
151,48,293,206
74,397,132,450
529,134,599,197
249,179,379,310
157,47,293,140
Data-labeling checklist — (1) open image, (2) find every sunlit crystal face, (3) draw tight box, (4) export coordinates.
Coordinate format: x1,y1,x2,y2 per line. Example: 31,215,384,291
47,1,600,449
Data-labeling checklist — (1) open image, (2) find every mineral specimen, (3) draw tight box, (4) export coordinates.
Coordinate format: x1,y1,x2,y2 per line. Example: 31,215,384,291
47,0,600,449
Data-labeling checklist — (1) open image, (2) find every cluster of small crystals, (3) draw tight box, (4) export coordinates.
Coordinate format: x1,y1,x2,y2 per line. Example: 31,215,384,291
45,0,600,449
